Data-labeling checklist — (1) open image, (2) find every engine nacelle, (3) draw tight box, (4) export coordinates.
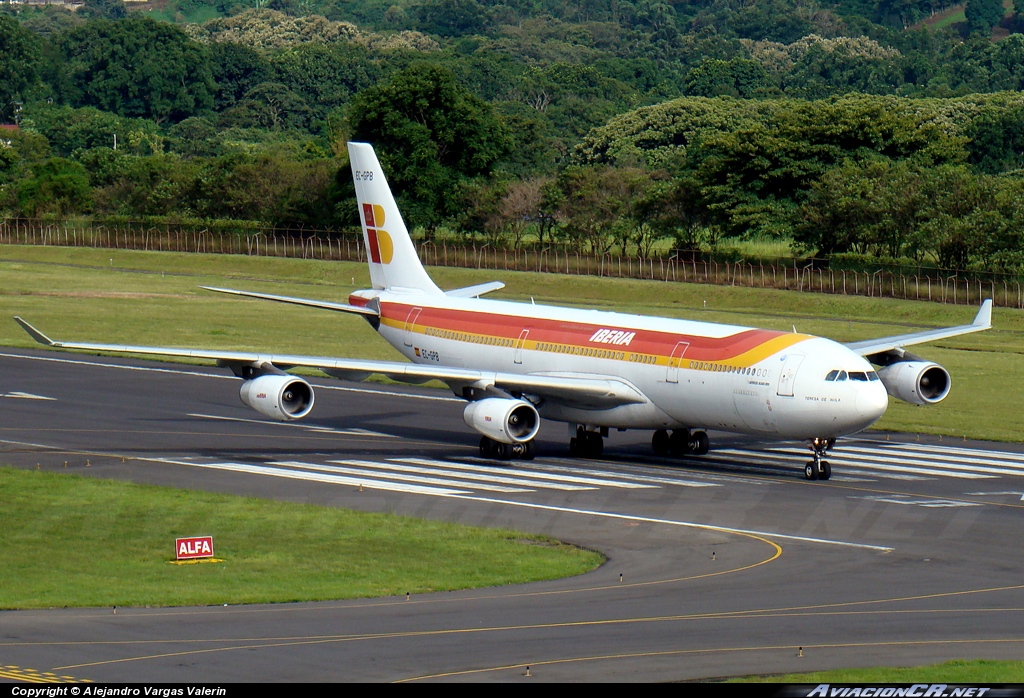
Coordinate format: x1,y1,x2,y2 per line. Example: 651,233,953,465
239,374,315,421
463,398,540,444
876,361,951,405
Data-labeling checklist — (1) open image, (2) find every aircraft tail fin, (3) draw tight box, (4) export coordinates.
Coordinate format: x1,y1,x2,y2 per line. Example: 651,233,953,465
348,142,442,295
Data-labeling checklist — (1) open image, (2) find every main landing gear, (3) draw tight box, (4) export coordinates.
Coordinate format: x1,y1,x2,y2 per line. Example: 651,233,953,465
651,428,710,458
569,425,604,459
480,436,535,461
804,437,836,481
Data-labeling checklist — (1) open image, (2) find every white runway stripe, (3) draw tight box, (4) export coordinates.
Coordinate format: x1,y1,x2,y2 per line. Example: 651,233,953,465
151,458,469,496
871,441,1024,467
765,445,1002,479
392,457,655,489
522,459,721,488
273,460,532,493
724,448,992,479
695,452,894,481
838,445,1024,478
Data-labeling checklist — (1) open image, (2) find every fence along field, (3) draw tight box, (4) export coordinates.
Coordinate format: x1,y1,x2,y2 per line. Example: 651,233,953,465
3,218,1020,309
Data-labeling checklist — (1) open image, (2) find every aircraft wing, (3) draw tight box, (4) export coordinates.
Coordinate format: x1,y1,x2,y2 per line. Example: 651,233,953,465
14,317,647,410
845,299,992,357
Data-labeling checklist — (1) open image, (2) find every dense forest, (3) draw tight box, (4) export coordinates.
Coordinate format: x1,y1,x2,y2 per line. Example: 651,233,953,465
2,0,1024,272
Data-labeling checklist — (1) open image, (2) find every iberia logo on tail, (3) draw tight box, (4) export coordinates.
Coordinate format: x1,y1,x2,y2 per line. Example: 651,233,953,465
363,203,394,264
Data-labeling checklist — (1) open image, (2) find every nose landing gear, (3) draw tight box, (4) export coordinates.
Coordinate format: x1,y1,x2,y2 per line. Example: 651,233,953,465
804,437,835,480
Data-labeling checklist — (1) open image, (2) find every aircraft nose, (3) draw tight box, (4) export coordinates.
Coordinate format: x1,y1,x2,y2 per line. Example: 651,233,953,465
856,381,889,423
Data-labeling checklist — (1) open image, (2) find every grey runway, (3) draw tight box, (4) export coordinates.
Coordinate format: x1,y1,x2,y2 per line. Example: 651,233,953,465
2,348,1023,682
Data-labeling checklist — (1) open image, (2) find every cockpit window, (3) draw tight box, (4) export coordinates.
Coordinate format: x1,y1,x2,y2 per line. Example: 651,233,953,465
836,371,848,381
825,370,839,381
849,371,868,381
868,371,880,381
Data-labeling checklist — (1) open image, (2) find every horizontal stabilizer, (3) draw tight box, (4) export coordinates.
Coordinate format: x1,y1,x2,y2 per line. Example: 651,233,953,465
201,287,379,316
445,281,505,298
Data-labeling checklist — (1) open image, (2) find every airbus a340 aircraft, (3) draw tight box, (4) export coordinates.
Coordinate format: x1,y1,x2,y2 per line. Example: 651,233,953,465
16,143,993,480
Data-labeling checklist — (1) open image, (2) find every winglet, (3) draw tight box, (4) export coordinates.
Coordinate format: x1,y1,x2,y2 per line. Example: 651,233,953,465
974,299,992,328
14,317,57,347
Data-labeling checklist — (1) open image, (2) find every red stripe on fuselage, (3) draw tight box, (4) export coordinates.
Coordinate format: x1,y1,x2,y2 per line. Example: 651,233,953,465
381,301,789,361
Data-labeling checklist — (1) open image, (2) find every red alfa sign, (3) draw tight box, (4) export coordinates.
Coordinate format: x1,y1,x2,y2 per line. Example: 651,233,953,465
176,536,214,560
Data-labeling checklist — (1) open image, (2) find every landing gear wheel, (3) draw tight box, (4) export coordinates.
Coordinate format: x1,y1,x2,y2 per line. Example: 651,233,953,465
689,430,710,456
805,437,834,481
669,429,691,457
570,430,604,459
510,441,536,460
491,441,511,460
652,429,670,456
480,436,493,459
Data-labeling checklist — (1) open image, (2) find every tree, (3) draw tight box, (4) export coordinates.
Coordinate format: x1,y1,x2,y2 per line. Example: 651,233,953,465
17,157,92,218
965,0,1005,34
684,59,769,98
411,0,490,37
269,42,381,124
21,103,160,157
58,18,215,124
347,63,510,231
0,15,42,123
77,0,128,20
209,42,270,112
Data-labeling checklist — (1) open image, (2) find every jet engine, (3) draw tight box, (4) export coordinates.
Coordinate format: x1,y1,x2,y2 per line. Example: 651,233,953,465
463,398,540,444
876,361,951,405
239,374,315,421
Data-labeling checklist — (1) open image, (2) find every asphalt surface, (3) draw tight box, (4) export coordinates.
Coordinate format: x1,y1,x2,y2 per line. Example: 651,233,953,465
2,347,1024,683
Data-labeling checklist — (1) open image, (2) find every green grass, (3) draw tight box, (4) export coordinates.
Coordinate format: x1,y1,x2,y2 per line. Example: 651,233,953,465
931,10,966,29
0,467,603,609
0,244,1020,441
739,659,1024,682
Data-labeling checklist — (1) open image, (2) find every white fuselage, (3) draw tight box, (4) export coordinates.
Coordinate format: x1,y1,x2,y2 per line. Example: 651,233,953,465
359,290,889,440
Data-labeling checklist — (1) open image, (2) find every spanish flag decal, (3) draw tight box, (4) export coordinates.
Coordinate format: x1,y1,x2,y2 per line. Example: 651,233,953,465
363,203,394,264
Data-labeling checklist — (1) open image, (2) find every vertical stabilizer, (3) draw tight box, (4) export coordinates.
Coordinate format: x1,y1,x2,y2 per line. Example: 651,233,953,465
348,142,442,294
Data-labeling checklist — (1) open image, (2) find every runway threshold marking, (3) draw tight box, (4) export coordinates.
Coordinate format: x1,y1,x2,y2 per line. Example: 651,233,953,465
148,457,471,496
506,457,722,488
272,460,534,493
392,457,657,489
